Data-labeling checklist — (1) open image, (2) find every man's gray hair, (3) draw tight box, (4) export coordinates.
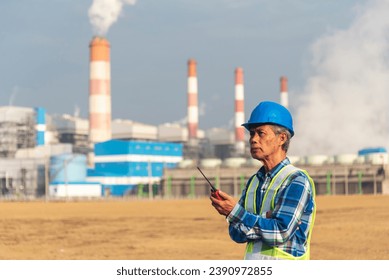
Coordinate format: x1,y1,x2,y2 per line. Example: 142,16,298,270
271,125,291,152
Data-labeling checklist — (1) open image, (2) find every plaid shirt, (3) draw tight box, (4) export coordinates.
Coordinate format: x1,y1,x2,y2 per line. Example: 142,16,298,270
227,158,315,257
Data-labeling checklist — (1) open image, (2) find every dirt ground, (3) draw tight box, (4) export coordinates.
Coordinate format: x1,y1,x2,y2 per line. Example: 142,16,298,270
0,195,388,260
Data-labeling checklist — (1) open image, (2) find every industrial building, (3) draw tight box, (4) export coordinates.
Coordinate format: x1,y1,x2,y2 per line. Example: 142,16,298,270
51,114,89,154
112,119,158,141
87,140,183,196
2,103,389,198
48,153,102,198
0,106,62,198
0,142,74,198
0,158,45,198
162,152,389,198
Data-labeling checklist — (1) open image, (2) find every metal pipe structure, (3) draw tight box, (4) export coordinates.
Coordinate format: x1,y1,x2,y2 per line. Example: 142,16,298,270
187,59,198,140
234,67,245,155
280,76,288,108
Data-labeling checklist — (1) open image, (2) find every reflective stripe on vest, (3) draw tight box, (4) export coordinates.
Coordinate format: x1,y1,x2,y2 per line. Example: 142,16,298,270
244,165,316,260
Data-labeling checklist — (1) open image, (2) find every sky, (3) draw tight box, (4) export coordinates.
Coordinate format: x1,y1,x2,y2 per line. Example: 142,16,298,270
1,0,389,156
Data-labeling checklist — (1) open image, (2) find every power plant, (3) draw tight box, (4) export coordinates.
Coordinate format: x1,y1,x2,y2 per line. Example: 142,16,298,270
1,36,389,199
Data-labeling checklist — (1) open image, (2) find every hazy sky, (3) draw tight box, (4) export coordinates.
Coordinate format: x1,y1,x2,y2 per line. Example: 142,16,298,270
4,0,389,155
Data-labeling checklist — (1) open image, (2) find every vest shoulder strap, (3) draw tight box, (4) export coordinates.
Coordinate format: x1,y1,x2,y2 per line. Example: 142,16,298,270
260,164,301,213
244,174,260,213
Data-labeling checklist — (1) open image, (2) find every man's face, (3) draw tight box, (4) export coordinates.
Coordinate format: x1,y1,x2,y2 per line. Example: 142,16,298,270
249,124,282,161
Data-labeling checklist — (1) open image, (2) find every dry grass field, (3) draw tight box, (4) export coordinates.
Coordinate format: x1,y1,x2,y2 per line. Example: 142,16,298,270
1,195,388,260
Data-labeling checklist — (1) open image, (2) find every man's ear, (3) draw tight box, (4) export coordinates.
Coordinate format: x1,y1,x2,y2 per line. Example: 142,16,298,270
278,132,287,146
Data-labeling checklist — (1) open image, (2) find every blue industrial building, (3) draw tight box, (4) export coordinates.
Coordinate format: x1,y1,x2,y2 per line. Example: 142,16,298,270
87,139,183,196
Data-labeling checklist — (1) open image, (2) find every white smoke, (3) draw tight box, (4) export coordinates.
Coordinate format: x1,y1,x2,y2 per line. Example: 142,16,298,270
292,0,389,156
88,0,137,36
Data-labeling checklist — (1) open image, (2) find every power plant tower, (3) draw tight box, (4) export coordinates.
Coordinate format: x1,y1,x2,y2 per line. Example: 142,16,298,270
234,67,245,156
280,76,288,108
187,59,198,141
88,37,112,166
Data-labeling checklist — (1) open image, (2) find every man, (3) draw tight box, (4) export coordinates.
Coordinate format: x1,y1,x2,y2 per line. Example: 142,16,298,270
210,101,316,260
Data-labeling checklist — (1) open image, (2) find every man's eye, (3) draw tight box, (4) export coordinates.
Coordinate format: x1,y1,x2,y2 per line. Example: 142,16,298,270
249,131,255,137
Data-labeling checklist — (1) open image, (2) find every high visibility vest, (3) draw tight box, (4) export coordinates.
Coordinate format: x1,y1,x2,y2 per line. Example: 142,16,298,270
244,164,316,260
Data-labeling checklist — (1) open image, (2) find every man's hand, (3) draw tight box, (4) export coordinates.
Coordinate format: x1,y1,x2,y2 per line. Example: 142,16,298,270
210,190,236,217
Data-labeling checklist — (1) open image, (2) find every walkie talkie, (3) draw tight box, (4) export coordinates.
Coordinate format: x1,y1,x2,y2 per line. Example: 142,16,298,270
197,166,222,200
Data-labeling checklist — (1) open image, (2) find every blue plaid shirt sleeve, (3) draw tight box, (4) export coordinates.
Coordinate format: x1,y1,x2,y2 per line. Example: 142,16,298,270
227,171,313,246
228,187,251,243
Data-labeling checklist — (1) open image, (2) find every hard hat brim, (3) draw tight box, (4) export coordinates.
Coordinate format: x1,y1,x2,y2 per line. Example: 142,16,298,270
241,122,294,137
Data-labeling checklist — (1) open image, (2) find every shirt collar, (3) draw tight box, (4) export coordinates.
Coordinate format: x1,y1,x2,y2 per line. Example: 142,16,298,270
257,157,291,180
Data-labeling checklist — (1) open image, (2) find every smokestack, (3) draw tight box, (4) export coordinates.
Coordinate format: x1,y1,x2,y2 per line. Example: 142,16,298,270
89,36,112,144
234,67,245,155
280,76,288,108
187,59,198,140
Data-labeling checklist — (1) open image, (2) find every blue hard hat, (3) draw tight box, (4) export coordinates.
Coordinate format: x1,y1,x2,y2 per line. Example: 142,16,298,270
242,101,294,137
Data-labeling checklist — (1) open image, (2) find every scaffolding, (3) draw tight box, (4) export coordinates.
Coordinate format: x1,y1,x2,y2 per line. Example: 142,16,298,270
0,116,35,158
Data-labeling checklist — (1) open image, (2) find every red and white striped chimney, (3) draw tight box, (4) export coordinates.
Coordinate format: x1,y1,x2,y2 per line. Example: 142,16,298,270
89,37,112,144
280,76,288,108
235,67,245,155
187,59,198,140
